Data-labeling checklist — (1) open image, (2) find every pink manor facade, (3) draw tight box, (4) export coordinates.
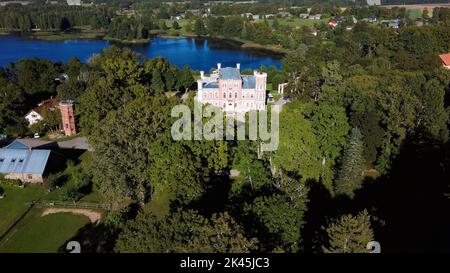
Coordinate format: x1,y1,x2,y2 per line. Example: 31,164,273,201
196,63,267,113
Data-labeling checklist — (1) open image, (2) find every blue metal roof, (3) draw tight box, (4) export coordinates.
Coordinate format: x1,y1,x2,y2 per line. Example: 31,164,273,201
220,67,241,80
242,76,256,89
0,149,51,175
5,141,29,149
5,139,57,150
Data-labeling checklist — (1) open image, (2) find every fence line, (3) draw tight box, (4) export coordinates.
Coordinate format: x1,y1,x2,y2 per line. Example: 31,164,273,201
27,200,111,210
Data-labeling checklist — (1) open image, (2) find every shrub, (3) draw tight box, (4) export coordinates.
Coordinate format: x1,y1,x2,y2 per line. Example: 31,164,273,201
43,172,64,191
0,174,22,187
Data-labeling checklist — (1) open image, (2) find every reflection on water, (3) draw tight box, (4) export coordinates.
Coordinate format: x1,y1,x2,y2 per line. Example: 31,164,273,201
0,35,282,71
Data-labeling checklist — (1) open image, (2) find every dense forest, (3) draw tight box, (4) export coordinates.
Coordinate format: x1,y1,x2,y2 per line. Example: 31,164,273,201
1,2,450,253
0,5,114,31
2,2,450,45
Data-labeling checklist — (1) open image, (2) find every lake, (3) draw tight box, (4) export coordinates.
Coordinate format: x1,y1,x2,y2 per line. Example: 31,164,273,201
0,35,282,71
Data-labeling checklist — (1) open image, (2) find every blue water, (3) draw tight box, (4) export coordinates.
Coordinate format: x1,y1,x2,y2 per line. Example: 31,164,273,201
0,35,281,70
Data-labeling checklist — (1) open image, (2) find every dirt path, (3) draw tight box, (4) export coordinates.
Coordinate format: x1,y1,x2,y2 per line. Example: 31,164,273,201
41,208,102,224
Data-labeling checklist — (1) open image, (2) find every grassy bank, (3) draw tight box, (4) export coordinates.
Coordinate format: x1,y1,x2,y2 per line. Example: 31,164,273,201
104,36,150,44
32,30,104,41
0,27,105,41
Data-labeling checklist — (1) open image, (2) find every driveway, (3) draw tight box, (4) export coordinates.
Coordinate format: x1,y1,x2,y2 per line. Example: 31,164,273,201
58,137,93,151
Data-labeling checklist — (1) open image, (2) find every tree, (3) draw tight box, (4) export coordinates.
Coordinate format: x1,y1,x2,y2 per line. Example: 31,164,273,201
78,77,129,135
245,192,307,252
418,79,449,141
29,120,47,134
56,80,86,101
334,128,366,199
0,83,26,136
307,102,349,190
272,101,322,184
177,65,194,92
44,172,62,191
59,161,91,201
172,20,180,30
115,210,257,253
194,18,206,35
89,96,176,203
115,210,204,253
185,212,258,253
40,107,61,132
60,17,71,31
150,69,165,94
149,141,207,205
422,8,430,19
323,210,374,253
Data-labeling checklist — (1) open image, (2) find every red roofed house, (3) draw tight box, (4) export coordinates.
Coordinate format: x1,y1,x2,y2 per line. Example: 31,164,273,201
24,98,58,125
439,53,450,70
328,20,338,29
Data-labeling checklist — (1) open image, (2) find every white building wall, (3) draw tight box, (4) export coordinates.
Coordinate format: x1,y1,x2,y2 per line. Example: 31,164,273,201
25,110,43,125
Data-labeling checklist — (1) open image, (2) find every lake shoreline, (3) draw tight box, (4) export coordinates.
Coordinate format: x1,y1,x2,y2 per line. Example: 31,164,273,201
0,33,282,70
0,29,287,56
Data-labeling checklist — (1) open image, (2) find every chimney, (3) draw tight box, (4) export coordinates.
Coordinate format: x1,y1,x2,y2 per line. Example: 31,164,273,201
200,71,204,78
217,63,221,71
236,63,240,71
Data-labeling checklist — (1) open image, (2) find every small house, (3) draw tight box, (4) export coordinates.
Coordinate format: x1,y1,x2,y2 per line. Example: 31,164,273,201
278,11,292,18
24,98,58,126
439,53,450,69
328,20,338,29
299,13,309,19
309,14,321,20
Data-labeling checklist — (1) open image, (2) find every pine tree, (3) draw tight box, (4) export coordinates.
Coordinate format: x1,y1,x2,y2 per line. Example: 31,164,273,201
335,127,366,198
194,19,205,35
150,69,165,94
323,210,374,253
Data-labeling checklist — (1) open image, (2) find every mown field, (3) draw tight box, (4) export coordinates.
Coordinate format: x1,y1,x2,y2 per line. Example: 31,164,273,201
0,207,89,253
0,185,45,236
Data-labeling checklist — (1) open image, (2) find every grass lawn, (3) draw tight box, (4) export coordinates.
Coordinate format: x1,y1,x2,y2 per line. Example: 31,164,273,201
0,184,47,236
143,187,174,218
267,84,282,101
41,134,82,142
0,208,89,253
408,9,422,20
